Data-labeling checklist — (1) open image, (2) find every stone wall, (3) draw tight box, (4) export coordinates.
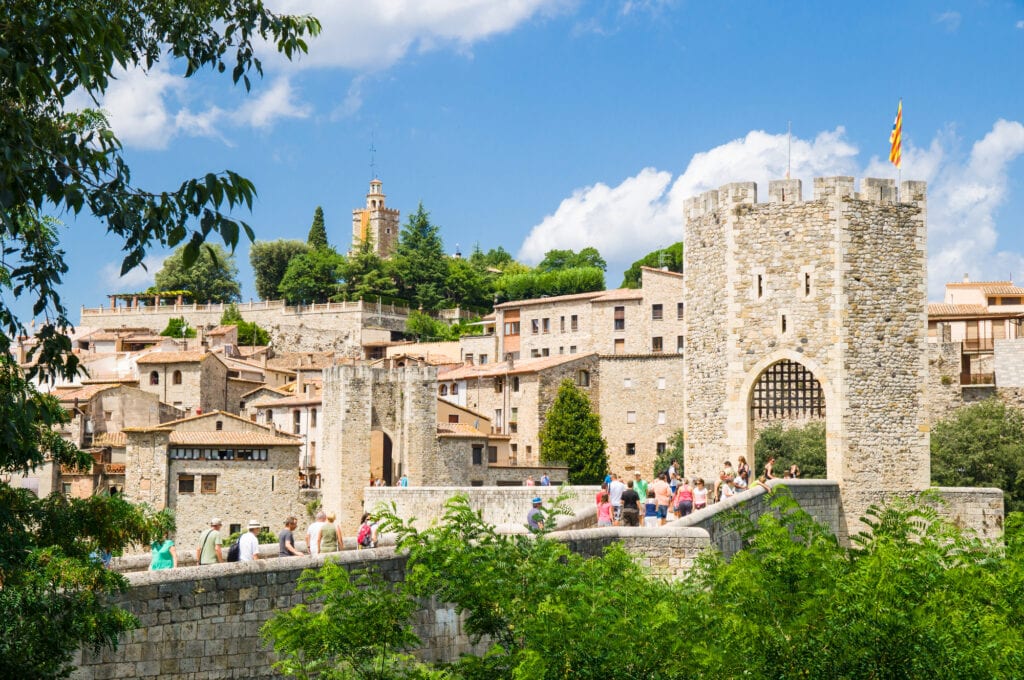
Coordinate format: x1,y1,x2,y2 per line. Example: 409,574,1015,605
995,338,1024,387
683,177,930,541
363,485,602,532
934,486,1005,540
597,354,685,476
925,341,965,424
671,479,842,558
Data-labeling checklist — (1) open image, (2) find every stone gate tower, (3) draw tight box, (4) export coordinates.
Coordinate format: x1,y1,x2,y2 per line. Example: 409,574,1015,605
683,177,930,539
319,365,453,529
351,178,400,259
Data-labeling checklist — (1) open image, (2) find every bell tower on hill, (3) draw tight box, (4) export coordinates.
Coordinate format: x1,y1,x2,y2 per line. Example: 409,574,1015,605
351,178,400,259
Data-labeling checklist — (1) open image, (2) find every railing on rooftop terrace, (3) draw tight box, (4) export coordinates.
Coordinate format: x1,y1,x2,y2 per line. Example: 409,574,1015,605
81,299,412,317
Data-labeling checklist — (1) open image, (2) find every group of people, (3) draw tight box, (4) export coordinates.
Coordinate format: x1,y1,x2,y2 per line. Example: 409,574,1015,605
524,472,552,487
590,455,798,528
149,511,381,570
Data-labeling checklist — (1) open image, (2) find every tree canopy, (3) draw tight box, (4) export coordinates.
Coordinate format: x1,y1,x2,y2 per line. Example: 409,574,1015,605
621,242,683,288
338,234,398,302
754,420,827,479
249,239,311,300
494,266,605,302
220,303,270,346
391,203,449,311
0,1,319,675
306,206,329,249
931,398,1024,512
153,243,241,303
277,247,344,305
539,379,608,484
537,247,607,272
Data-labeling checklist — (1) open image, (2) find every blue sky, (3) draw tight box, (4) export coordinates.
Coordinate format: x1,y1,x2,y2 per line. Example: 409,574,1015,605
58,0,1024,320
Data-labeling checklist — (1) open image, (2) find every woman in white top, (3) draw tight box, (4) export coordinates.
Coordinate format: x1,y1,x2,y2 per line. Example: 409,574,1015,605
692,478,709,510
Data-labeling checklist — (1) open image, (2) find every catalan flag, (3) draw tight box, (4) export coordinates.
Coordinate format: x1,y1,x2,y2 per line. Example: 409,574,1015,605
889,99,902,169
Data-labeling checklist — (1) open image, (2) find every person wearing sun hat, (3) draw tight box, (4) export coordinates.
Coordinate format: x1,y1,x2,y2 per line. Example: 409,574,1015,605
527,496,545,532
240,519,262,561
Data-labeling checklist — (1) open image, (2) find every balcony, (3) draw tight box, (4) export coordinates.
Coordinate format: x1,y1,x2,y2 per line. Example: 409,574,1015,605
960,372,995,386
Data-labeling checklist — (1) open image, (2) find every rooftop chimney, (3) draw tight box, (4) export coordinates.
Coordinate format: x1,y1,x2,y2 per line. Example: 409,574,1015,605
963,273,970,283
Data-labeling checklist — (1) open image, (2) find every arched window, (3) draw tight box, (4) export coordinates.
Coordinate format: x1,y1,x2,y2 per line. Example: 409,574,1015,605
149,371,159,385
172,370,182,385
451,383,459,395
439,385,448,396
266,409,273,424
215,420,223,431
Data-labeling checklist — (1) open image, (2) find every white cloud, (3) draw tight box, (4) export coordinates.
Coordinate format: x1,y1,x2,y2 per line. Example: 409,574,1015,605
270,1,573,70
518,128,858,268
101,255,168,292
519,123,1024,299
1016,20,1024,29
95,65,185,149
231,77,311,128
935,11,961,32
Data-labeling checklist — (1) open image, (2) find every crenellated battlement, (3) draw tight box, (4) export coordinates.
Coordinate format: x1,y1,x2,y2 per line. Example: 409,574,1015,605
683,176,927,221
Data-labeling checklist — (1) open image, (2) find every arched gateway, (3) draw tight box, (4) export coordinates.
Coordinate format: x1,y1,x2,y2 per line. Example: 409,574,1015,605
682,177,930,540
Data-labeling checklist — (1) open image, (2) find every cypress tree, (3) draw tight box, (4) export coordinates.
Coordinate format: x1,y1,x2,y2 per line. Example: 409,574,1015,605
307,206,329,249
539,378,608,484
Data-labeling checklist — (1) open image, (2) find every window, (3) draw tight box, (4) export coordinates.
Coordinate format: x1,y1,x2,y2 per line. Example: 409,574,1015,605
656,442,667,455
658,377,666,390
510,407,518,423
614,339,625,354
311,408,317,428
479,354,488,364
451,383,459,395
626,443,636,456
652,337,663,353
677,336,685,353
577,370,590,387
657,410,667,424
512,376,520,392
623,377,632,388
804,272,812,296
472,445,483,465
988,297,997,305
494,378,504,392
178,475,195,493
201,475,217,494
571,315,579,331
488,446,498,463
440,384,448,396
494,409,503,428
542,318,550,334
560,316,566,332
62,483,72,496
215,420,223,431
172,370,182,385
464,353,474,364
570,345,577,354
1003,297,1022,305
757,274,765,298
541,348,550,357
293,410,301,434
229,523,241,536
677,302,684,320
531,349,540,358
652,304,663,320
614,306,625,331
449,414,459,424
626,411,637,423
504,321,520,335
149,371,159,386
266,409,273,424
781,314,788,333
531,319,540,334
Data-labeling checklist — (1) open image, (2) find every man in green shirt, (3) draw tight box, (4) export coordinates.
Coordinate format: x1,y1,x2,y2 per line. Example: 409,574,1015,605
633,473,648,504
196,517,224,565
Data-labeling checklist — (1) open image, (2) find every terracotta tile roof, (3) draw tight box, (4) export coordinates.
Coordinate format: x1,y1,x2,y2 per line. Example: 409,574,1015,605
590,289,644,302
928,303,1004,317
640,266,684,278
437,422,489,438
980,285,1024,296
946,280,1013,288
168,431,301,446
205,325,236,336
494,291,607,310
124,409,281,433
136,351,208,364
249,395,322,408
54,384,121,403
240,385,289,399
93,431,127,447
438,352,596,380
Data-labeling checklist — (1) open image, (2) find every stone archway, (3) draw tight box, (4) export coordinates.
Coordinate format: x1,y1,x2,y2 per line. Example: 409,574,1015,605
370,430,394,485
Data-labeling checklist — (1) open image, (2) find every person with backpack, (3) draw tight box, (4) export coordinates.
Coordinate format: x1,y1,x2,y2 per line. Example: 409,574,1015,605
356,513,376,549
196,517,224,565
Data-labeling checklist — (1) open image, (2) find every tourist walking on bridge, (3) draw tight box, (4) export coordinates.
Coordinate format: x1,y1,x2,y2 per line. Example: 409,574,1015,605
196,517,224,565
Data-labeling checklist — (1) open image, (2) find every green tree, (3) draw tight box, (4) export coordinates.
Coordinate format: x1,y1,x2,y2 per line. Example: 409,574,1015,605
620,242,683,288
220,304,270,346
249,239,311,300
153,243,242,303
277,248,344,304
0,0,318,379
931,398,1024,512
339,235,398,301
494,266,605,302
159,317,196,339
537,247,607,272
306,206,329,249
539,379,608,484
0,3,318,674
652,429,684,478
468,244,516,271
444,257,493,310
392,203,449,311
754,420,827,478
261,563,433,680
